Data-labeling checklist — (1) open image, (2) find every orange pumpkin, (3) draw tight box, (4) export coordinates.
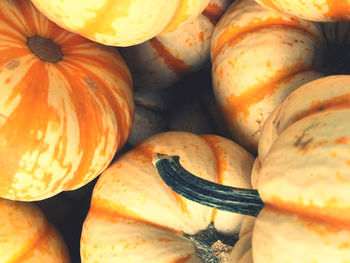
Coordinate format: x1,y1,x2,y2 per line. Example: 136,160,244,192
0,198,71,262
0,0,134,201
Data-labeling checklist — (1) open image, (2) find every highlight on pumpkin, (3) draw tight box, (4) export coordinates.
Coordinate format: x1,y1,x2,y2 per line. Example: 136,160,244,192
30,0,211,46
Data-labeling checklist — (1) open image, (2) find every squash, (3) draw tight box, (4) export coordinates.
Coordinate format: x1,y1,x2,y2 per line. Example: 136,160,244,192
210,0,350,153
255,0,350,22
120,0,231,91
80,131,254,262
30,0,211,47
0,0,134,201
0,198,71,262
154,75,350,262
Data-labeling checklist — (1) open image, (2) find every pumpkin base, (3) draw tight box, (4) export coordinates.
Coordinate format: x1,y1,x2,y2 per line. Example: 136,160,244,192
186,223,236,263
27,35,63,63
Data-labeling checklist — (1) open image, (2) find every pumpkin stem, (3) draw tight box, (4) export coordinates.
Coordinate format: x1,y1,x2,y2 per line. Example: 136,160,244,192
27,35,63,63
152,153,264,217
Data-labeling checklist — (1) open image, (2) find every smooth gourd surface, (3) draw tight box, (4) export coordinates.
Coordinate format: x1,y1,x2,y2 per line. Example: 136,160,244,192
0,0,134,201
255,0,350,22
0,198,70,263
252,75,350,263
81,131,254,263
30,0,211,47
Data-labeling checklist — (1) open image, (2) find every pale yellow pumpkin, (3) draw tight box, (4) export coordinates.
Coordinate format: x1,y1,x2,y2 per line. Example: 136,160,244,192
30,0,211,47
0,198,71,262
80,131,254,262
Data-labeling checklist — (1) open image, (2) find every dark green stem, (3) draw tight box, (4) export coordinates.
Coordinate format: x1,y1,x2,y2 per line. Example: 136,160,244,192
152,153,264,217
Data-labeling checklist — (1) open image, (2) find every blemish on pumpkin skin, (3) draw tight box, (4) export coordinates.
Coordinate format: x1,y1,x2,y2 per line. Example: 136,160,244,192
5,60,20,70
84,77,98,89
335,136,350,145
336,172,349,183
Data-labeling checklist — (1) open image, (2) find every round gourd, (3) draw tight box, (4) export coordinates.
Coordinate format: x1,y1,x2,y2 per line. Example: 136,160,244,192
30,0,211,47
120,0,231,91
0,198,71,262
255,0,350,22
154,75,350,262
0,0,134,201
210,0,350,153
80,131,254,263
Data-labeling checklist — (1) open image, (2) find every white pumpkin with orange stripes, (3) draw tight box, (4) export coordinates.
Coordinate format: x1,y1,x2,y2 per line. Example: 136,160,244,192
0,0,134,201
154,76,350,263
120,0,231,91
255,0,350,22
210,0,330,153
30,0,211,47
0,198,71,262
80,131,254,262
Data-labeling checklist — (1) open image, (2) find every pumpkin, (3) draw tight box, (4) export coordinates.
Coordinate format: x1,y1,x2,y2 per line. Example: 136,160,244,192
120,0,231,91
0,0,134,201
0,198,71,262
254,0,350,22
30,0,211,47
80,131,255,262
210,0,350,153
154,75,350,262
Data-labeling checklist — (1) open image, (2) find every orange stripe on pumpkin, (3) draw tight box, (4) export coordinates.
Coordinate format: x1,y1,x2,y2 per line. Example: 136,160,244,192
325,0,350,20
292,93,350,124
160,0,190,34
199,134,228,223
88,201,183,236
150,38,193,76
264,198,350,231
220,63,314,124
211,18,319,61
6,217,49,263
78,0,132,39
202,3,225,25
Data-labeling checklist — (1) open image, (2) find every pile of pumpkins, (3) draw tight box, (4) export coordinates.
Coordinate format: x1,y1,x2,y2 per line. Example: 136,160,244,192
0,0,349,262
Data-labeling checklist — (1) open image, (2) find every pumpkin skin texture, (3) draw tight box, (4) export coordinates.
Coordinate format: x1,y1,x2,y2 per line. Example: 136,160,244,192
80,131,254,263
120,0,231,91
251,75,350,262
30,0,211,47
0,0,134,201
255,0,350,22
0,198,71,262
211,0,326,153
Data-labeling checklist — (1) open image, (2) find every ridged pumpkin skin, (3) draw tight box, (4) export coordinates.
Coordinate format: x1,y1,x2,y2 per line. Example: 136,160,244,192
255,0,350,22
80,131,254,263
0,0,134,201
0,198,70,262
251,76,350,262
30,0,210,47
211,0,326,153
120,0,231,91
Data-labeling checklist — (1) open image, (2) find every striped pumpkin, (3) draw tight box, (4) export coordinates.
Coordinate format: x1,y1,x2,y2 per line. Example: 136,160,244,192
30,0,211,47
153,76,350,263
255,0,350,22
120,0,231,91
0,198,70,262
211,0,350,153
0,0,134,201
80,131,254,263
